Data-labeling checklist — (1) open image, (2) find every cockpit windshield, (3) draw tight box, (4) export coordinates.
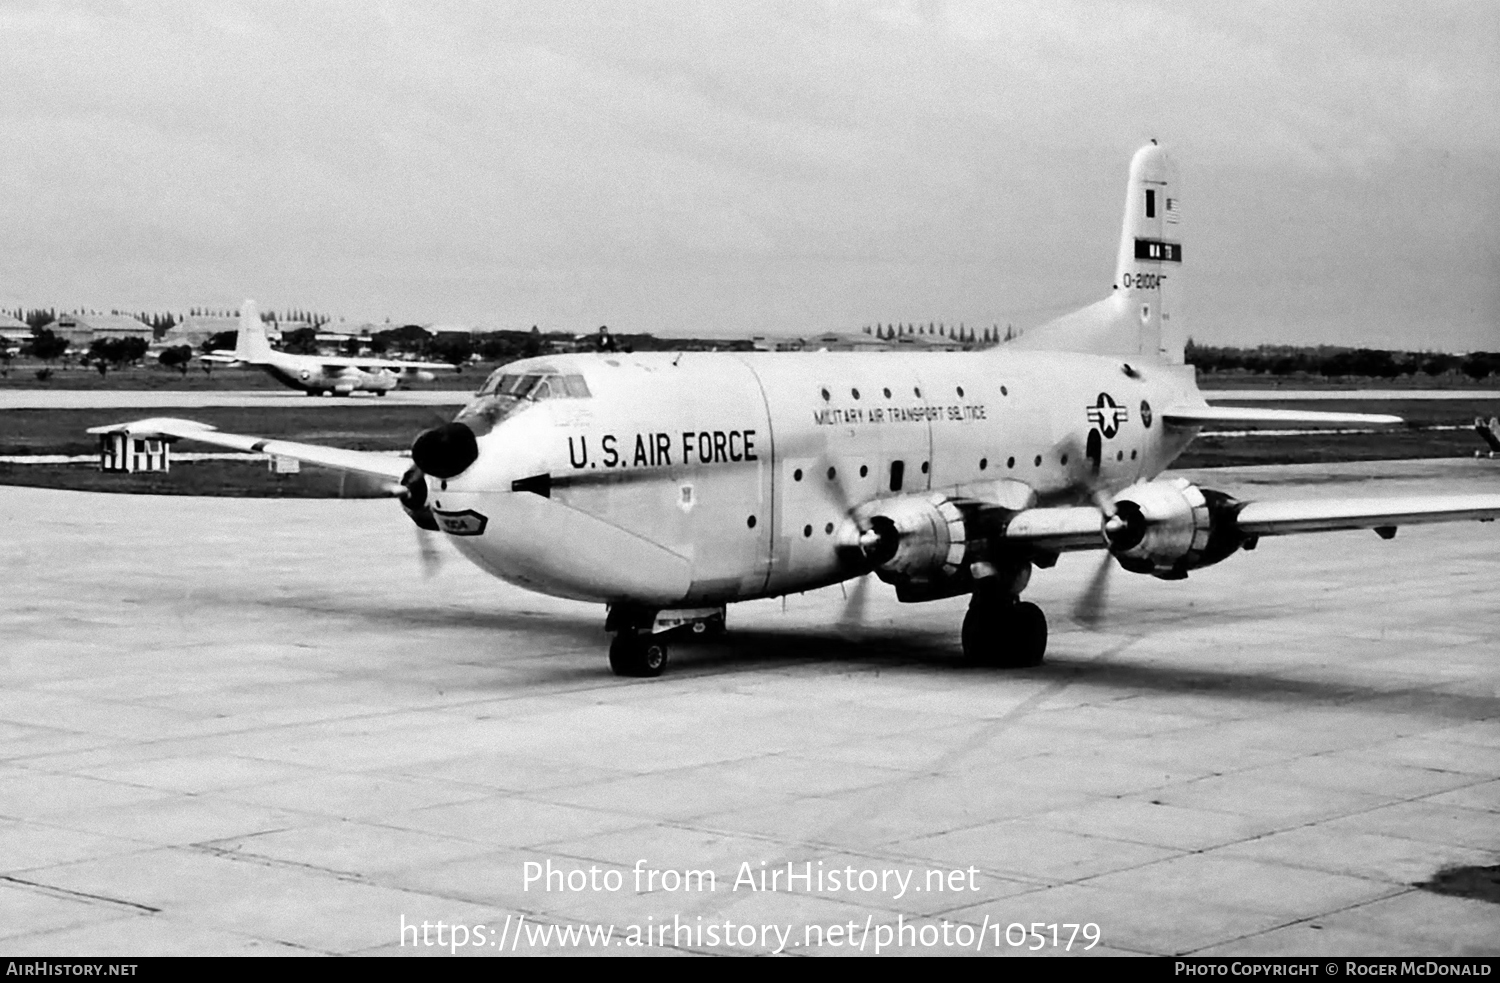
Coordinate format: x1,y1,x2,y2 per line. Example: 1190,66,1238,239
459,366,591,431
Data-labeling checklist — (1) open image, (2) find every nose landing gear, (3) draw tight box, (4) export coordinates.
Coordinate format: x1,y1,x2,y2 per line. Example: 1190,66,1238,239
604,605,727,677
608,631,670,677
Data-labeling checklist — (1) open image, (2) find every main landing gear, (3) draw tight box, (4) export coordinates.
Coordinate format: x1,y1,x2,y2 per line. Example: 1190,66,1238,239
604,606,726,677
961,582,1048,668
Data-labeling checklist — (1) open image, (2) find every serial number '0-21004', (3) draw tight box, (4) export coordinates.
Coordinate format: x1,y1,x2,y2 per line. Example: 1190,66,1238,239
567,430,758,470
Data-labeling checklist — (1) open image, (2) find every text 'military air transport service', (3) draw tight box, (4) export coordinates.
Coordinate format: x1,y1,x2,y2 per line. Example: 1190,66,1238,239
116,144,1500,677
202,309,458,395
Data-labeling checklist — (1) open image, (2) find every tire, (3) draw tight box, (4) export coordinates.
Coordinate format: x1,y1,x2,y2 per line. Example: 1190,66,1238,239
961,603,1002,665
964,598,1047,668
1004,601,1048,668
608,632,669,678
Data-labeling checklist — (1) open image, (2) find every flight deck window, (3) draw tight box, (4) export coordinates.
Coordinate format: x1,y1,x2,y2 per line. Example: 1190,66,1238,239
462,367,590,428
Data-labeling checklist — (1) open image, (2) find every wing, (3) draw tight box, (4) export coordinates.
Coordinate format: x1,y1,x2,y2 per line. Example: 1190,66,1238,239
315,356,459,371
96,417,410,483
200,351,241,365
1164,404,1402,427
1234,495,1500,536
999,491,1500,554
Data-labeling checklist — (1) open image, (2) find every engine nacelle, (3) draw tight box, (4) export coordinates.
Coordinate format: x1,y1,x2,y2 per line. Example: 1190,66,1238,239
1105,478,1245,579
838,493,992,601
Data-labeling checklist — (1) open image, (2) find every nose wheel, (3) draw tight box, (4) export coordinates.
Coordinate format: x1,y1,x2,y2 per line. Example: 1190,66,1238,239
962,594,1047,668
608,631,669,678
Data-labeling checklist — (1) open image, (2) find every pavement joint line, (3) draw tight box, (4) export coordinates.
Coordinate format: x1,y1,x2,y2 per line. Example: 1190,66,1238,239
0,874,161,913
187,841,377,884
1181,884,1423,956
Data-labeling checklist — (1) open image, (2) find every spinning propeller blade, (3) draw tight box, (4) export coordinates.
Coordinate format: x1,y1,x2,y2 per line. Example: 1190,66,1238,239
1071,551,1114,628
414,525,443,578
838,573,873,627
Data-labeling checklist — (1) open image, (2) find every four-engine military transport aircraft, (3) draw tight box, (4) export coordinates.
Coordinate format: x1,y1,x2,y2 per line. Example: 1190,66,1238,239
116,144,1500,677
202,303,458,396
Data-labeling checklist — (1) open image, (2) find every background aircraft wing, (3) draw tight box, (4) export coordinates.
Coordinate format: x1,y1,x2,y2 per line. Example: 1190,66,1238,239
101,417,410,483
199,351,241,364
1164,404,1402,427
315,356,459,371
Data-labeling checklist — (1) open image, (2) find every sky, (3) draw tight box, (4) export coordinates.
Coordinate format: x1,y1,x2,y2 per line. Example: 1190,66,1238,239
1,0,1496,350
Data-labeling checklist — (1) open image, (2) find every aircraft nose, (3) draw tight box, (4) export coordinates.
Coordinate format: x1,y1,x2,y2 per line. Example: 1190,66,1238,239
411,421,479,479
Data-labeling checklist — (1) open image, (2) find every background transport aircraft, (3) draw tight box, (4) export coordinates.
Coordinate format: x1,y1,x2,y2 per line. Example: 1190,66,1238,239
202,302,457,395
117,144,1500,677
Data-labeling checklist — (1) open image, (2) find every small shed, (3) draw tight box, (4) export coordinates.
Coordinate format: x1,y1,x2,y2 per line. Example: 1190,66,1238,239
86,423,172,473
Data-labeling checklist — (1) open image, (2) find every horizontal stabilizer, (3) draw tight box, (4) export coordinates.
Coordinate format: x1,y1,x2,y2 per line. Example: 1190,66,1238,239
1163,405,1403,428
96,417,411,482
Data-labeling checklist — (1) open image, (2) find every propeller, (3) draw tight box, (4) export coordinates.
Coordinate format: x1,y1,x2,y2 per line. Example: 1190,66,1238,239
1071,551,1114,629
806,455,892,625
837,573,874,627
396,465,444,577
413,524,443,578
1060,431,1125,630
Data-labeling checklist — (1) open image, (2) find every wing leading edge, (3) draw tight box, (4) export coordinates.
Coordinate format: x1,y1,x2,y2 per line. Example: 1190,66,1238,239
1164,404,1403,427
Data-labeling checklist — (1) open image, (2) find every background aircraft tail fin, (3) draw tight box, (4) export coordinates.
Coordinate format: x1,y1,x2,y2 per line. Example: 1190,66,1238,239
235,300,274,362
1009,143,1184,363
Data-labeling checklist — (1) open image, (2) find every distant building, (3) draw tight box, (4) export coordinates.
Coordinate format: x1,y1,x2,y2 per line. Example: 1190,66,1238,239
44,314,153,347
162,315,284,350
163,315,231,349
750,331,898,352
892,332,966,352
0,313,28,346
313,318,364,339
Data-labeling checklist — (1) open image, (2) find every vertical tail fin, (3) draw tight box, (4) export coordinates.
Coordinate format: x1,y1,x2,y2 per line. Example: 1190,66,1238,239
235,300,273,362
1115,142,1183,362
1008,142,1185,363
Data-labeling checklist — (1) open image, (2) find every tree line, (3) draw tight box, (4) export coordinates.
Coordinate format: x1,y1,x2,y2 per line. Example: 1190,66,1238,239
861,323,1015,344
1185,342,1499,380
9,316,1497,382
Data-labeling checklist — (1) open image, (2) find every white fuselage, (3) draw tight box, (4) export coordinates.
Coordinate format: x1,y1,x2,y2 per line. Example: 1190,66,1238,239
258,353,401,395
428,349,1203,606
